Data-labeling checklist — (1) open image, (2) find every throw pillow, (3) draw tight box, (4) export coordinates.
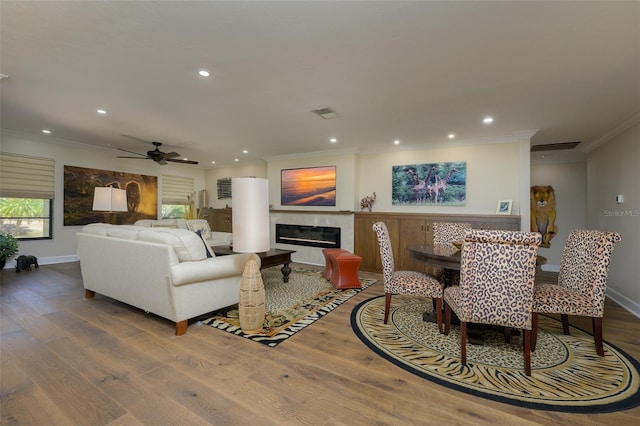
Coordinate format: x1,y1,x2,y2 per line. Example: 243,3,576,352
195,229,215,258
186,220,211,240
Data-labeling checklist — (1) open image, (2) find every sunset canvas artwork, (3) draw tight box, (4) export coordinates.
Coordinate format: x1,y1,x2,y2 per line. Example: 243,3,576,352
281,166,336,206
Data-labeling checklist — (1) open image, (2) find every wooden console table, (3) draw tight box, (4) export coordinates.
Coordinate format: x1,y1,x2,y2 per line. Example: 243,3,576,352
212,246,296,282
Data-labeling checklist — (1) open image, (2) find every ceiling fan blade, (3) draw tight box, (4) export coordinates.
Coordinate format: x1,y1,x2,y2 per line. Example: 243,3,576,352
120,134,153,144
157,159,168,165
162,152,180,159
167,158,199,165
117,148,146,156
116,156,150,159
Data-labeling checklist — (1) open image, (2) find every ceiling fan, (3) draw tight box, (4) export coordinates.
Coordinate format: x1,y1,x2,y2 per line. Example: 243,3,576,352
116,141,198,165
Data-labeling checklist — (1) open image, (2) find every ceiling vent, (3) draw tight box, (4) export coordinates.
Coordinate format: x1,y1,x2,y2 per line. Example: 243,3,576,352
531,141,581,152
312,107,339,119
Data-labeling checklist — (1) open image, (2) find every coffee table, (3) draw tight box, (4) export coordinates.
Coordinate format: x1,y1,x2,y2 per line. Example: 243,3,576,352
212,246,296,282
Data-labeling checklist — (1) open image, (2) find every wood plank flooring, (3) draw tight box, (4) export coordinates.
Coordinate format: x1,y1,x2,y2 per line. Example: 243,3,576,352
1,263,639,425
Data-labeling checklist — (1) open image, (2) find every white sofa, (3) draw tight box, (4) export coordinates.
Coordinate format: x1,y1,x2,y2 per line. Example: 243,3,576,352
134,219,232,247
77,223,252,335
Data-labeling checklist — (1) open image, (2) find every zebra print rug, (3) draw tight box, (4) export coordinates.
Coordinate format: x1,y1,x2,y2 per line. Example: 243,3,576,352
351,294,640,413
201,267,376,347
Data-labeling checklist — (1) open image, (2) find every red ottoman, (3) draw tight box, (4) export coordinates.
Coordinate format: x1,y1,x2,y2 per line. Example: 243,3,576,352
322,248,348,280
328,252,363,289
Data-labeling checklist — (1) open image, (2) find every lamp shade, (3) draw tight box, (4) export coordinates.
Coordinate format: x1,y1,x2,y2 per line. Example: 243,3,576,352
92,187,128,212
232,178,270,253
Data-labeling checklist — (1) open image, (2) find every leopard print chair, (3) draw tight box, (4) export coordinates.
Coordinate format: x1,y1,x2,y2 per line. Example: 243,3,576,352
532,229,621,357
432,222,472,285
443,230,542,376
372,222,444,333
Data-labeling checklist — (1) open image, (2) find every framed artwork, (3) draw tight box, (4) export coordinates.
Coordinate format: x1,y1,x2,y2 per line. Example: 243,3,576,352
281,166,336,206
63,165,158,225
391,161,466,206
496,199,513,214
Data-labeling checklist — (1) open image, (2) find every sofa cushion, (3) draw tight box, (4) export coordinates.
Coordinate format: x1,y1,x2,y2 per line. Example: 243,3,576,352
134,219,177,228
106,225,143,240
138,228,207,261
82,223,111,236
186,219,211,240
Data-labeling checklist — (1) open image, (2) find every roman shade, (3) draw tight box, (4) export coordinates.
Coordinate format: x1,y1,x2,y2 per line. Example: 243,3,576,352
0,152,55,199
162,175,194,204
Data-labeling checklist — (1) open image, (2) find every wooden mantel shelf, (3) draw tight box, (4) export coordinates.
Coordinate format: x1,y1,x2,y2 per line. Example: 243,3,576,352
270,210,354,215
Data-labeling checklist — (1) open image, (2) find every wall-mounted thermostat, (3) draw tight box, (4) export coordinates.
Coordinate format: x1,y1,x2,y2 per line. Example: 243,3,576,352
616,194,624,204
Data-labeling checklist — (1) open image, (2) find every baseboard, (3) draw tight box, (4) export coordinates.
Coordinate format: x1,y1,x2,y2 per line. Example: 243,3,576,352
606,287,640,319
541,264,560,273
2,254,79,269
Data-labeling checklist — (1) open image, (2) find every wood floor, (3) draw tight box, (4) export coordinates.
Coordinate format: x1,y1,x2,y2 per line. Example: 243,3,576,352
1,262,639,425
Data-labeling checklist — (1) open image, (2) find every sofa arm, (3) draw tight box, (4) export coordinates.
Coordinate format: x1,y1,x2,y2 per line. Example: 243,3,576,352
170,253,256,286
208,231,233,247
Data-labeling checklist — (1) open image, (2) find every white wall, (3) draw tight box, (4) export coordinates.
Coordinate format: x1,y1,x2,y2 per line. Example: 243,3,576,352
531,161,587,269
1,129,206,263
357,142,523,215
204,161,268,208
266,151,358,211
587,122,640,316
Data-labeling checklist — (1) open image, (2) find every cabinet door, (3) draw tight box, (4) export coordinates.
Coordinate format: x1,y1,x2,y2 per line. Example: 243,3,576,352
213,209,233,232
354,215,380,272
398,219,428,272
354,215,399,273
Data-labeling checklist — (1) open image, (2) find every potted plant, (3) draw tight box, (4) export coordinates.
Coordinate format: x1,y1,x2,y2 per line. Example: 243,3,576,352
0,231,18,269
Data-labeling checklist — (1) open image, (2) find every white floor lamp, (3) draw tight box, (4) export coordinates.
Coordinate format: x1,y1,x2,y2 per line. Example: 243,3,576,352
232,177,270,333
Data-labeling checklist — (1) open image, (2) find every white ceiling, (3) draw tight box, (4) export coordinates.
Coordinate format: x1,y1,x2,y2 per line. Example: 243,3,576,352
1,1,639,168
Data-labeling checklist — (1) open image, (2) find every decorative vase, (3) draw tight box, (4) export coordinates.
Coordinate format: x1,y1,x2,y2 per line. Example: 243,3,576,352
238,254,265,333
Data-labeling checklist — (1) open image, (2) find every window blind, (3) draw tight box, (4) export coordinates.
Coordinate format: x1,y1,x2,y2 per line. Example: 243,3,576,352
0,152,55,199
162,175,194,204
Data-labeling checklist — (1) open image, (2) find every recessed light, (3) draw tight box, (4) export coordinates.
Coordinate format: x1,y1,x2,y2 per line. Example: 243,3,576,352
198,70,210,77
330,138,337,143
234,158,239,162
97,109,106,114
242,150,248,154
448,133,455,139
394,140,400,145
183,158,188,161
42,129,51,134
483,117,494,124
211,161,216,164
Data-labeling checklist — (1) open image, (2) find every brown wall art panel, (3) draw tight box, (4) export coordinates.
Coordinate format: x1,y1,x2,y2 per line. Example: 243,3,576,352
63,165,158,226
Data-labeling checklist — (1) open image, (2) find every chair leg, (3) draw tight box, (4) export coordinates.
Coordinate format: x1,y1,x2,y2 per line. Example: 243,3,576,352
593,317,605,357
384,293,392,324
504,327,511,343
531,312,538,351
460,321,467,367
561,314,570,335
523,329,532,376
444,302,451,335
434,298,443,334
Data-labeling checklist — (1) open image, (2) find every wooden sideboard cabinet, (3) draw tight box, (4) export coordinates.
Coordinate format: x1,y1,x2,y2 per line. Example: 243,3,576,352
354,212,521,273
201,208,233,232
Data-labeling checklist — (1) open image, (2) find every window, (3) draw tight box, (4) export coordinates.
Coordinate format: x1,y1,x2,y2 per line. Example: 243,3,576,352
161,175,194,219
0,153,54,239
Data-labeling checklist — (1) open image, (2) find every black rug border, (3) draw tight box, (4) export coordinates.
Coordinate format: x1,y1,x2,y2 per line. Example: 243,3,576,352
350,294,640,414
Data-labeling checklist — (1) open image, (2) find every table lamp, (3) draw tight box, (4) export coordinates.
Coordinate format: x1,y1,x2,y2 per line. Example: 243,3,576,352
93,187,128,224
232,177,270,333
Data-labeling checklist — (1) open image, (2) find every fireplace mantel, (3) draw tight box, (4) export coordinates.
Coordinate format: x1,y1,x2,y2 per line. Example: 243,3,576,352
270,209,354,215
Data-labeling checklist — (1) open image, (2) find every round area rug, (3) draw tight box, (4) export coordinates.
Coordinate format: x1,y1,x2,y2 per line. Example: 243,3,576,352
351,294,640,413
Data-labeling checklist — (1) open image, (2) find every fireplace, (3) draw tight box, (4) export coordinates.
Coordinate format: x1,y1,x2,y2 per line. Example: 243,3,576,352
275,224,341,249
